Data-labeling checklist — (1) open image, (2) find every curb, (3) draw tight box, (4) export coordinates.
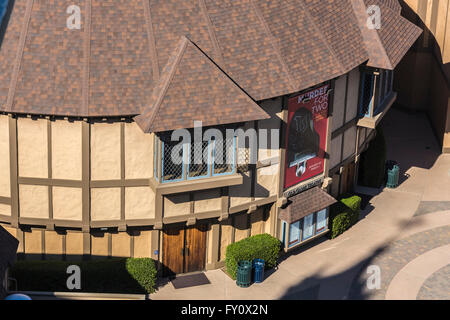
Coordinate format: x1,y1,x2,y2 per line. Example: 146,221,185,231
9,291,149,300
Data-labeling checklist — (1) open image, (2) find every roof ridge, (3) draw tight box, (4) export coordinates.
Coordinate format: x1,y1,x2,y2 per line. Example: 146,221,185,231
249,0,298,92
5,0,33,112
82,0,92,116
352,0,393,69
198,0,225,67
297,0,346,80
144,36,189,132
144,0,160,82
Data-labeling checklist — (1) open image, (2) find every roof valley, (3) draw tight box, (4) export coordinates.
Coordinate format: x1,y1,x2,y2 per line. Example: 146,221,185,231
249,0,298,92
5,0,33,112
198,0,225,68
143,36,190,133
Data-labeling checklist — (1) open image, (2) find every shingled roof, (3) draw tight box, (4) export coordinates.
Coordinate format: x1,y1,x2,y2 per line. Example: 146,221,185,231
0,0,421,132
279,187,337,224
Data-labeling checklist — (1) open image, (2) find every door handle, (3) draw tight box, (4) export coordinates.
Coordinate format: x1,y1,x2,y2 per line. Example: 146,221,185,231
181,248,185,256
186,248,189,256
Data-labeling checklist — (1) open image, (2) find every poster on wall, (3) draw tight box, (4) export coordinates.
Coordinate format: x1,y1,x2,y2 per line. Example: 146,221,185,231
284,84,330,189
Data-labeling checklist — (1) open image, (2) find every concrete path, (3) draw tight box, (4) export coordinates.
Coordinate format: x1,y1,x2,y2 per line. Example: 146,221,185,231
151,108,450,300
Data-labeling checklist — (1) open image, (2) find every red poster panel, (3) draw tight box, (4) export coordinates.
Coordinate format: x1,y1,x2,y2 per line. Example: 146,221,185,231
284,84,329,189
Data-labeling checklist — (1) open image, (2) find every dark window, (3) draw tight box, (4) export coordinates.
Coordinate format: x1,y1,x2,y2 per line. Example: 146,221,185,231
359,72,374,117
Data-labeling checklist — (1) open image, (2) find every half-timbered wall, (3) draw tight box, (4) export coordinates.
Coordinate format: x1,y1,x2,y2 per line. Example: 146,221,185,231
328,67,378,198
0,66,381,267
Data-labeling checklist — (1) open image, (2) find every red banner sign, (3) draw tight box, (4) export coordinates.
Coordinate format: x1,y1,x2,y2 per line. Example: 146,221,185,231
284,84,329,189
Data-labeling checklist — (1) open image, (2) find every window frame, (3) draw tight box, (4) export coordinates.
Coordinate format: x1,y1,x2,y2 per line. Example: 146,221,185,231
154,135,159,181
212,136,237,177
156,130,238,184
187,138,213,181
160,139,187,184
283,208,330,249
315,208,328,234
359,72,375,118
288,220,301,248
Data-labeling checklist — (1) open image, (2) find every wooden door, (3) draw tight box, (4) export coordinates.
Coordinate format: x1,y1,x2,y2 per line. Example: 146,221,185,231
347,162,356,192
162,224,207,276
340,165,349,195
184,224,207,273
162,226,185,276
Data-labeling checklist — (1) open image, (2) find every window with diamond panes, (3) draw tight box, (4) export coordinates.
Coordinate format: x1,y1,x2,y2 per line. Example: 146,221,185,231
161,139,185,182
213,136,236,176
188,139,211,179
156,129,237,184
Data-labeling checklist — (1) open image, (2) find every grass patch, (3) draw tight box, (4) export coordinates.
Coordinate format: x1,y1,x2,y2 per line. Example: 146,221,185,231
10,258,157,294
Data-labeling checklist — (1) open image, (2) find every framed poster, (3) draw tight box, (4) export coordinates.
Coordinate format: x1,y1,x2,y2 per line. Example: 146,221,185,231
288,221,301,247
284,84,330,189
316,209,328,233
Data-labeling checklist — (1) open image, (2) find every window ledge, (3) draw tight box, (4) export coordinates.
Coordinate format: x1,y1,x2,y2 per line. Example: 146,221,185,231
284,229,329,252
150,174,243,195
358,91,397,129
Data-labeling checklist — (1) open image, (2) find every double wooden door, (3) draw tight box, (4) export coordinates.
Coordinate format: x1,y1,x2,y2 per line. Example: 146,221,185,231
162,224,207,276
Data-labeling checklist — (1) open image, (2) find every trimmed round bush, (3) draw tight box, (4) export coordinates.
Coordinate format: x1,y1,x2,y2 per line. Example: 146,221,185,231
359,127,387,188
126,258,157,294
225,233,281,280
329,195,362,239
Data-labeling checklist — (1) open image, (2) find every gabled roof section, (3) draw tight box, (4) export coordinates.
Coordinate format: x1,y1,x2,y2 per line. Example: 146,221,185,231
367,0,422,68
135,36,270,133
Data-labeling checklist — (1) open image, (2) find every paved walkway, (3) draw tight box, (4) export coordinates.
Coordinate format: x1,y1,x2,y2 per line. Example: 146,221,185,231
151,109,450,300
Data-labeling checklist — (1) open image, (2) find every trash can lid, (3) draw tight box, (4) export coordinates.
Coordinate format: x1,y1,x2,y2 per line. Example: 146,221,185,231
5,294,32,300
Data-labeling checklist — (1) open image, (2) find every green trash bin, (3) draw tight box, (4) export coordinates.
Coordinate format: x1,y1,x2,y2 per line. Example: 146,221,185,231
236,260,252,288
386,164,399,188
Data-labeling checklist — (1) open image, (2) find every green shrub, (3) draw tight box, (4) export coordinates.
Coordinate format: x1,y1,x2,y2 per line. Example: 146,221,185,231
10,258,157,294
126,258,157,294
225,233,281,280
329,195,362,239
359,127,387,188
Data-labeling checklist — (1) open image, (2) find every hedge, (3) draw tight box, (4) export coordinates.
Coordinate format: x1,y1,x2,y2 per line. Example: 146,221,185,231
358,127,387,188
225,234,281,280
10,258,157,294
329,194,362,239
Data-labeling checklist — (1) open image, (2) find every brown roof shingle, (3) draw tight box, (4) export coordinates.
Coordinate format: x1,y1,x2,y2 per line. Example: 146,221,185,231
279,186,337,223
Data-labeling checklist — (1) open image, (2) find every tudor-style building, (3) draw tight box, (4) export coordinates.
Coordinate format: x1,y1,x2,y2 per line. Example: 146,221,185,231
0,0,420,276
